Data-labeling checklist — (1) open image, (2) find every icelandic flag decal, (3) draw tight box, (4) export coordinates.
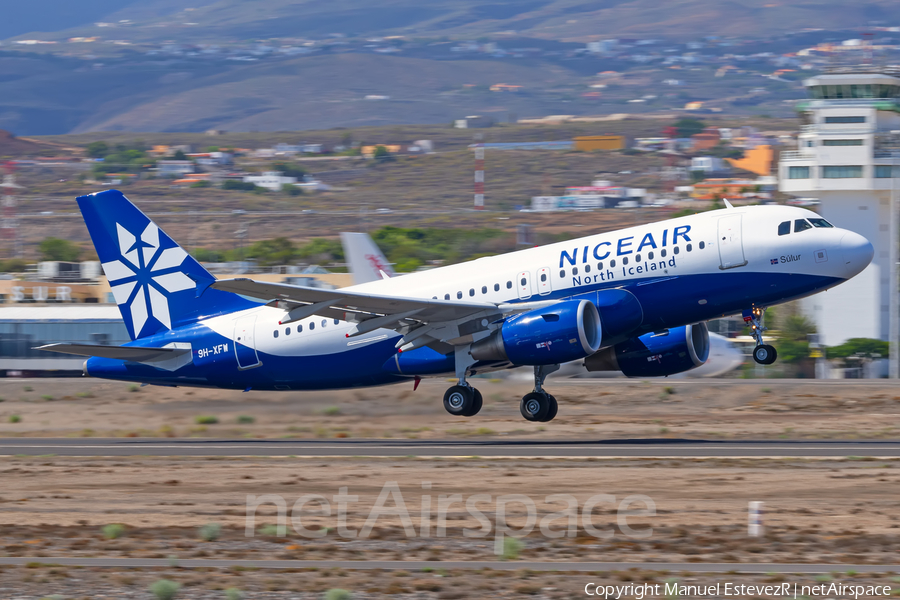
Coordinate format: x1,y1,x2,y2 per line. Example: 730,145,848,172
770,258,779,265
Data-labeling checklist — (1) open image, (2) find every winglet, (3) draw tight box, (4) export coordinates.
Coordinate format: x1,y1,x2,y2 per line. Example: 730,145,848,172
723,197,734,209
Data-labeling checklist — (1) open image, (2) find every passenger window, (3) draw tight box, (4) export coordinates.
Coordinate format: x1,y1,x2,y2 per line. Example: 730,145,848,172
457,291,463,299
334,319,339,325
482,286,487,294
686,244,692,252
794,219,813,233
297,324,303,333
507,281,512,289
285,327,290,335
520,277,526,286
321,319,327,327
559,269,565,278
635,254,641,262
809,218,833,228
540,274,547,282
777,221,791,236
610,259,616,268
468,288,474,297
444,294,450,300
661,249,667,258
584,264,591,273
622,257,629,265
572,268,578,276
648,252,654,260
698,242,705,250
597,262,603,270
309,321,315,330
273,330,279,338
674,246,680,255
494,283,500,292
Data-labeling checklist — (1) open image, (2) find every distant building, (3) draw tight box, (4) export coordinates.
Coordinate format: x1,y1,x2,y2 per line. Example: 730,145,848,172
574,135,625,151
489,83,522,92
691,156,729,174
454,115,494,129
361,145,402,157
243,171,297,190
727,145,774,176
157,160,194,177
691,127,721,151
691,178,759,200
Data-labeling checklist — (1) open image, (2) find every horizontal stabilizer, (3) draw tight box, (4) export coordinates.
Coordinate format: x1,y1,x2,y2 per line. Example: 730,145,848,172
36,343,188,363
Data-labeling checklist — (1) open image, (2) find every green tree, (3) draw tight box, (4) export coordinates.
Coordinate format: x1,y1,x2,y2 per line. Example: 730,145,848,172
774,314,817,364
827,338,889,360
672,118,706,137
173,149,187,161
272,162,307,179
39,237,81,262
372,145,394,161
85,141,109,158
246,238,298,266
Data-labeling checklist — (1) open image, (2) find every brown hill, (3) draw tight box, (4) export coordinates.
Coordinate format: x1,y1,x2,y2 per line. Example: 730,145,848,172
0,130,43,157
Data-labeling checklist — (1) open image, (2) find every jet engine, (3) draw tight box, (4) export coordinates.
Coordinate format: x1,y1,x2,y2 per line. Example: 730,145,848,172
584,322,710,377
471,299,602,366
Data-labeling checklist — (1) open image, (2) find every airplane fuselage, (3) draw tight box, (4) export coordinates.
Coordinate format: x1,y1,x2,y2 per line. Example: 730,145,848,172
84,204,873,390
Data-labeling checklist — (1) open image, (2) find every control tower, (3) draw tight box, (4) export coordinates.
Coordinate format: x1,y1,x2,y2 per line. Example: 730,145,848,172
779,66,900,375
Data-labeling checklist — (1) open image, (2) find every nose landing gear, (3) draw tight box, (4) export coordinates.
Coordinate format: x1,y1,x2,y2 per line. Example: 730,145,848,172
443,344,483,417
745,307,777,365
520,364,559,422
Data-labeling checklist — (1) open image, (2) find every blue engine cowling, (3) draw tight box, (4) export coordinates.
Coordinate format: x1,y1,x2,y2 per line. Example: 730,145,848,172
470,299,602,366
584,322,710,377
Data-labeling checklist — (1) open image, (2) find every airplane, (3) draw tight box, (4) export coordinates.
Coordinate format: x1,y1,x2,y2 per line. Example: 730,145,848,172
338,230,744,379
39,190,873,423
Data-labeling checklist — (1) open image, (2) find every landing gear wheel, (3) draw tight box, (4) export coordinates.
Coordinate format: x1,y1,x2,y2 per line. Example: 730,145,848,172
753,344,777,365
463,389,483,417
520,392,551,422
543,395,558,422
443,385,474,417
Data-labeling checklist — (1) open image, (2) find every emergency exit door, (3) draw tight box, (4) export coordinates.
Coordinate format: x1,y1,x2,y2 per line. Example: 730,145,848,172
717,214,748,270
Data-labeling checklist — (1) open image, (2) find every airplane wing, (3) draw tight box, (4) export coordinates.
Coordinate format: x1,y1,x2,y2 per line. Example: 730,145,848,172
211,278,507,351
36,343,188,362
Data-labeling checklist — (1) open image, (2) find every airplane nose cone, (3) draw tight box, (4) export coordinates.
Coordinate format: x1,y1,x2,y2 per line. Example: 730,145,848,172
840,231,874,277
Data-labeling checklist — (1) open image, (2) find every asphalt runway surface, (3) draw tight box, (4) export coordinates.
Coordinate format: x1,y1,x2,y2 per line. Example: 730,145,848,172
0,557,895,573
3,438,900,458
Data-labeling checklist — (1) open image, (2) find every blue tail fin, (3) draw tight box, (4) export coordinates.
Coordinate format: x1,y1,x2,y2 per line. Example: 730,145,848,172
78,190,253,340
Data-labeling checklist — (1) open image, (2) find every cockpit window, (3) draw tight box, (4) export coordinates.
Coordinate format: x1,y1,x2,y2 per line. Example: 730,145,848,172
794,219,813,233
777,221,791,236
808,218,833,228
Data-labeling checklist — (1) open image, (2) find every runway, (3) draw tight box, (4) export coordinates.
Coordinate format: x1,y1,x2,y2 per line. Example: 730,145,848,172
3,438,900,458
0,557,895,573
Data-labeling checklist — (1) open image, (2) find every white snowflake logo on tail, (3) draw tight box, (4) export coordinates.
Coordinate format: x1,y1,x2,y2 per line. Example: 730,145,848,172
101,222,195,337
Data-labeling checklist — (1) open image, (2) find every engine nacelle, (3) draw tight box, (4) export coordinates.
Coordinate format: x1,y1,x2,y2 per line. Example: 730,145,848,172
471,299,602,366
584,322,710,377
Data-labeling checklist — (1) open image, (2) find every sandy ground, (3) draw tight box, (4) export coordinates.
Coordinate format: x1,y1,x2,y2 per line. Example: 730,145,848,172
1,378,900,598
1,377,899,440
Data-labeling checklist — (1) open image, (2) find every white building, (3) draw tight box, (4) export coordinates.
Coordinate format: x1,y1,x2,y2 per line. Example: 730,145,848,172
243,171,297,190
779,66,900,368
156,160,194,176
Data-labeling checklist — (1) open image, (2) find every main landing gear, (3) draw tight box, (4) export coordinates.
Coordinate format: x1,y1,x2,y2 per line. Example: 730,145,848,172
442,385,483,417
745,307,778,365
520,364,559,423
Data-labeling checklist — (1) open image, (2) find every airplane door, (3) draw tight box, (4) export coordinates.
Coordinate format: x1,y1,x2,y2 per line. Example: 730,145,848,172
233,314,261,370
717,214,748,270
517,271,532,300
536,267,552,295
